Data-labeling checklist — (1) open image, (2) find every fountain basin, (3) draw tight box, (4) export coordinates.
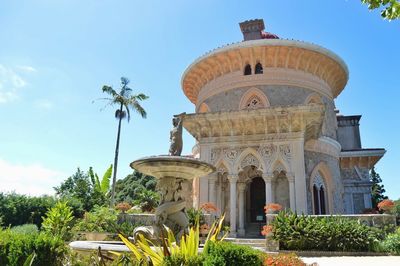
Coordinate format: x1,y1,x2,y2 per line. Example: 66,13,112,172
130,155,215,180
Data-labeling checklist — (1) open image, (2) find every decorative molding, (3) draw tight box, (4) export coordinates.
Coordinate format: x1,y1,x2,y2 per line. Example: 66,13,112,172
196,69,333,107
305,136,341,158
182,39,349,104
240,153,260,169
313,172,325,189
239,87,270,110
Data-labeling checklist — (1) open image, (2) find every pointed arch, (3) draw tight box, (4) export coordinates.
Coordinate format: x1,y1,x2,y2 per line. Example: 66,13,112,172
270,159,290,175
310,162,334,214
239,87,270,110
215,159,230,174
234,147,265,173
305,93,323,105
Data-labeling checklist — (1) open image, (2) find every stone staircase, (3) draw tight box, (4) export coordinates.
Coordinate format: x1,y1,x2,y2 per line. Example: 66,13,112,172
225,237,266,250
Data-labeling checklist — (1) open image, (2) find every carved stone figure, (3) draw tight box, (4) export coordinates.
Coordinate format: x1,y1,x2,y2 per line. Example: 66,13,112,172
169,113,186,156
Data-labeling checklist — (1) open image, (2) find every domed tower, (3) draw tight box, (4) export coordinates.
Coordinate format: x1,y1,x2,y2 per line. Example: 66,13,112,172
181,19,385,237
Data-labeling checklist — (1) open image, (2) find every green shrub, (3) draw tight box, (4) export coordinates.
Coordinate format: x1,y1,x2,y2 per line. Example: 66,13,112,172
73,206,118,233
272,211,378,251
10,224,38,234
0,229,66,266
42,201,74,241
203,241,263,266
162,254,204,266
0,192,56,228
378,228,400,254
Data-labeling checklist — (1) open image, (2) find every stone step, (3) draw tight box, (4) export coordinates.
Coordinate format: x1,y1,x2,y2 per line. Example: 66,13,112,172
225,238,266,248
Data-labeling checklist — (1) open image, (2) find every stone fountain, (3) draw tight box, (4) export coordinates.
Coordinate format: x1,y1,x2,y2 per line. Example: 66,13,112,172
130,113,215,242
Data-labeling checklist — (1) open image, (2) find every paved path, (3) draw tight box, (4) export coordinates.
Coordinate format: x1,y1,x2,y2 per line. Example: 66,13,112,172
301,256,400,266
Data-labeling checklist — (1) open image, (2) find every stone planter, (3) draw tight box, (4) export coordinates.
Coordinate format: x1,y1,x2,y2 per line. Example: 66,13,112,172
82,232,108,241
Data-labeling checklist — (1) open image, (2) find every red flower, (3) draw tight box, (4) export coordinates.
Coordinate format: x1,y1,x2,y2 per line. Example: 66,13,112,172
261,225,273,236
377,199,395,211
200,202,218,213
264,203,282,214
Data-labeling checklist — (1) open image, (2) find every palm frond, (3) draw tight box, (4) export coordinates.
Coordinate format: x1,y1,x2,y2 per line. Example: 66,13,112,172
124,104,131,122
128,97,147,118
102,85,118,97
120,77,130,86
134,93,149,101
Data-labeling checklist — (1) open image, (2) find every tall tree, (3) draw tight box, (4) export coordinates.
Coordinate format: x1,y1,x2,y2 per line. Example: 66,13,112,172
100,77,148,206
370,167,388,208
361,0,400,20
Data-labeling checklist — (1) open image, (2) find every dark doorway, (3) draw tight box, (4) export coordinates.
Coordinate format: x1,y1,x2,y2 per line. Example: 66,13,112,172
250,176,266,222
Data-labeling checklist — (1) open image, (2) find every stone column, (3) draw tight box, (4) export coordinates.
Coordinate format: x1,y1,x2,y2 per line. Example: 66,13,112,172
228,174,238,237
288,173,296,211
237,182,246,237
262,173,273,205
208,173,217,205
216,174,222,216
292,140,307,213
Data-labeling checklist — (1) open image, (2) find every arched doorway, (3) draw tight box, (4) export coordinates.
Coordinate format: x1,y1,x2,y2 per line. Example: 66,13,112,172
250,176,266,222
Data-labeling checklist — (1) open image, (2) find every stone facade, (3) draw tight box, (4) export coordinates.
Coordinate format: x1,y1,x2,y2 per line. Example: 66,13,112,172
180,19,385,237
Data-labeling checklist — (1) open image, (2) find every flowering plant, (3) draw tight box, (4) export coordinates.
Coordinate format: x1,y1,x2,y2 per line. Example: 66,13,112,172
263,253,305,266
115,202,132,213
377,199,395,213
261,225,273,236
200,202,218,213
264,203,282,214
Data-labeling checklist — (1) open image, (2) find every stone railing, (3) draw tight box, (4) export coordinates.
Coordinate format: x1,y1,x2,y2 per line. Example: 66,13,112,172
118,213,155,226
265,213,397,227
118,213,215,226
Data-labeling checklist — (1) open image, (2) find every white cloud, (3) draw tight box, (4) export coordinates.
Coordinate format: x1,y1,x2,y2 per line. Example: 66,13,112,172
0,158,66,196
0,64,33,104
17,65,37,73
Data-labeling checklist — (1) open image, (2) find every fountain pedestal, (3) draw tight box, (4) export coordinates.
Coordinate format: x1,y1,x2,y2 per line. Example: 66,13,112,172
130,155,215,241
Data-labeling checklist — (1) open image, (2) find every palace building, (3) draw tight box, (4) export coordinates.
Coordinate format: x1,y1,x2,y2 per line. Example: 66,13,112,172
180,19,385,237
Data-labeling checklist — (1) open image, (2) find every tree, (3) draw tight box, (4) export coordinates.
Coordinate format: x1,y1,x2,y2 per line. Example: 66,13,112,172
89,164,112,197
114,171,156,204
54,168,106,215
370,167,388,208
361,0,400,20
100,77,148,206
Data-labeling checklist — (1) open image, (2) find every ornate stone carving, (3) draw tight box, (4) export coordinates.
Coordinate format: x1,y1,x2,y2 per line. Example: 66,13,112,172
210,148,221,163
240,154,260,169
223,148,242,161
259,144,277,159
245,95,264,109
273,162,286,173
279,144,291,162
313,172,325,189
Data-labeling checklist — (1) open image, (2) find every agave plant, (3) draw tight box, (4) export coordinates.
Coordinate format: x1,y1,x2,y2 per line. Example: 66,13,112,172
115,214,228,265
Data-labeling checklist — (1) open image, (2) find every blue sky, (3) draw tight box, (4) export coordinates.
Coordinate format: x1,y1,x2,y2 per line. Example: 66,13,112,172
0,0,399,199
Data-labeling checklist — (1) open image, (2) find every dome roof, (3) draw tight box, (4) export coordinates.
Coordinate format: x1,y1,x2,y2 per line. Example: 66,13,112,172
261,31,279,39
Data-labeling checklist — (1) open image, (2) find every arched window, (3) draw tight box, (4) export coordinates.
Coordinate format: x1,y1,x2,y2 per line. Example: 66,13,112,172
313,172,327,215
245,95,263,109
255,62,263,74
244,64,252,75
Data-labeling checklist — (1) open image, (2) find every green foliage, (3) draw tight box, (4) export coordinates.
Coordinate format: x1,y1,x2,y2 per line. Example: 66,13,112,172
187,208,205,228
42,201,74,241
0,229,66,266
272,211,378,251
0,192,56,228
370,167,388,209
362,0,400,20
89,165,113,196
11,224,39,235
203,241,263,266
73,206,118,233
54,168,108,214
377,228,400,254
115,171,157,204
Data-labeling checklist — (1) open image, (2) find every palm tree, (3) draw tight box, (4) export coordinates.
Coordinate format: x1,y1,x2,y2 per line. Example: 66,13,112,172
100,77,148,206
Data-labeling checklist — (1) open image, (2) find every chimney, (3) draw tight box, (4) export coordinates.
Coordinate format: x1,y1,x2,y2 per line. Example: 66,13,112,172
239,19,265,41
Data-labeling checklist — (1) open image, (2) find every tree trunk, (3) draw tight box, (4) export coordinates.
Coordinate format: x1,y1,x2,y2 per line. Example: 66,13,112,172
110,103,123,207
